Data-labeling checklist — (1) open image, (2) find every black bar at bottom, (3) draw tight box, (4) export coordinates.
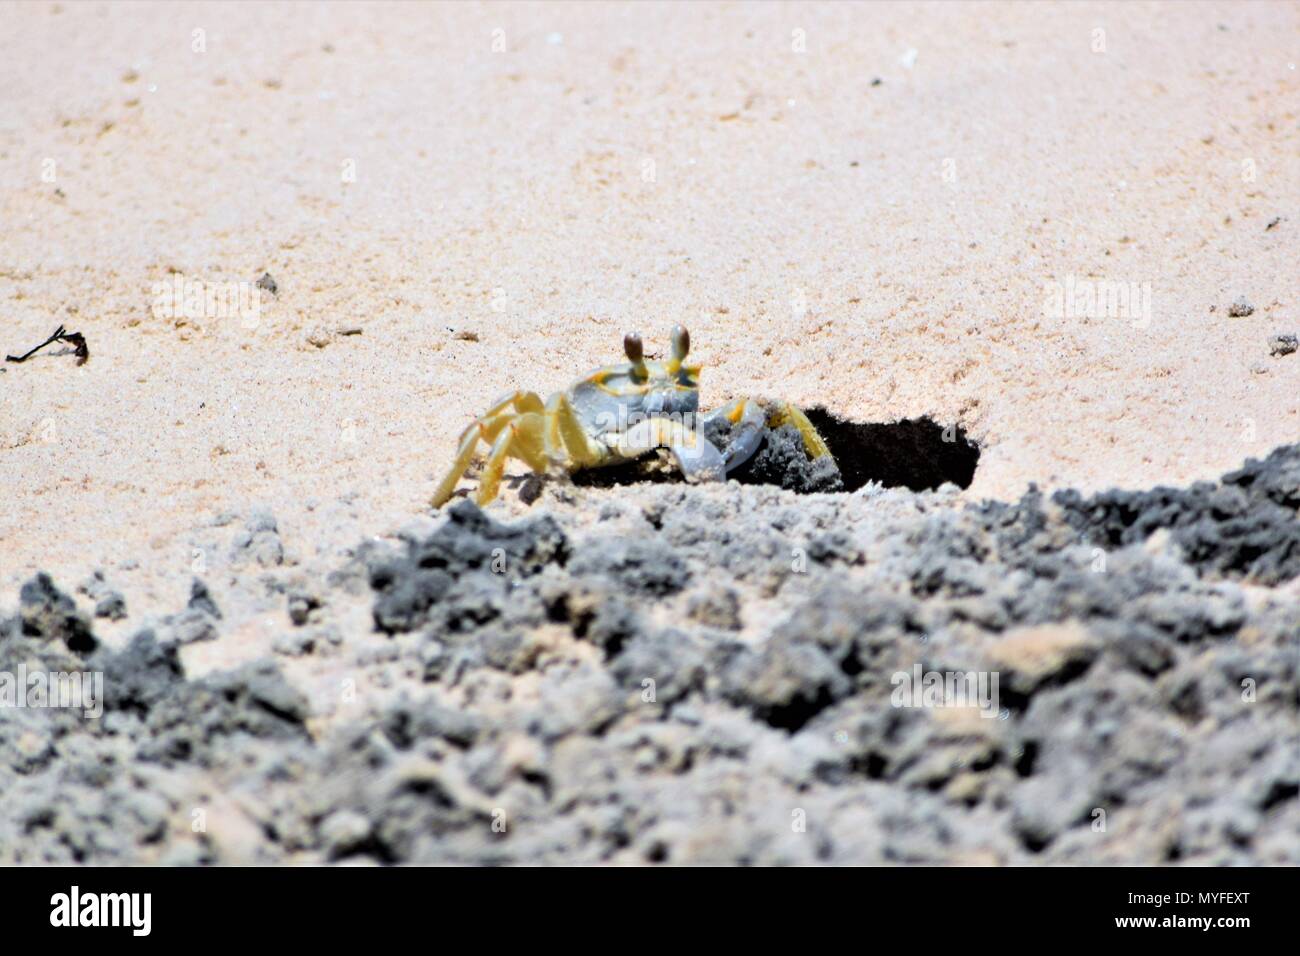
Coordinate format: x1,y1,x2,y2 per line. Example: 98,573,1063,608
0,865,1285,942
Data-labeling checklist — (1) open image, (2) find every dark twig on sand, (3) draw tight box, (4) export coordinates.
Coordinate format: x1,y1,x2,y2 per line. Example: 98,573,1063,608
6,324,89,365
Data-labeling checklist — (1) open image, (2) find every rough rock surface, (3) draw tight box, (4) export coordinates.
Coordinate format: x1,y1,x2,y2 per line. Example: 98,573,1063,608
2,445,1298,865
702,415,845,494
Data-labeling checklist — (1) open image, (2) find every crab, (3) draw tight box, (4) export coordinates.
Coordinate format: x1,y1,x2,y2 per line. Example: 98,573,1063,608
430,325,836,507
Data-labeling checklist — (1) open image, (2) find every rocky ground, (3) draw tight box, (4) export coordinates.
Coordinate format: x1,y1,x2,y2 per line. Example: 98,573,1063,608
1,435,1297,865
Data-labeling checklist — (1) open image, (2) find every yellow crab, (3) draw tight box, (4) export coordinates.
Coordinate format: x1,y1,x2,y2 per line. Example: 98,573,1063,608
431,326,835,507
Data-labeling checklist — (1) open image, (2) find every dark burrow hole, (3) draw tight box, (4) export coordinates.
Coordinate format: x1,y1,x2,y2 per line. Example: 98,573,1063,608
571,409,980,495
803,408,981,493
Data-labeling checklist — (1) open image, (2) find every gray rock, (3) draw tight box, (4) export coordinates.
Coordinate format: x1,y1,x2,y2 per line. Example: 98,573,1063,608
187,578,222,619
17,573,96,654
6,440,1300,866
90,628,185,715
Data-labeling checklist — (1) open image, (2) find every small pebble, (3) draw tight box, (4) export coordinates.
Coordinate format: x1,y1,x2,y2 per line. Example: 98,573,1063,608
1227,297,1255,318
1269,333,1298,357
94,592,128,620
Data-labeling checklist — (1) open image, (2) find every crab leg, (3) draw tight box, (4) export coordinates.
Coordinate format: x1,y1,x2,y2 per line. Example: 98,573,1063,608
455,390,544,444
543,392,608,469
431,391,545,507
431,428,484,507
769,400,833,459
473,412,549,505
613,417,726,482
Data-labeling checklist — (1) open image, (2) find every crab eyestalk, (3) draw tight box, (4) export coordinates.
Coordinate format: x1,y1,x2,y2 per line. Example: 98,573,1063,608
624,331,648,379
667,325,690,374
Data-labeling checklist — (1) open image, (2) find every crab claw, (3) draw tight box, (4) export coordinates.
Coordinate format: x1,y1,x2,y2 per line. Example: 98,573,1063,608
618,416,725,483
721,399,768,472
674,431,725,482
